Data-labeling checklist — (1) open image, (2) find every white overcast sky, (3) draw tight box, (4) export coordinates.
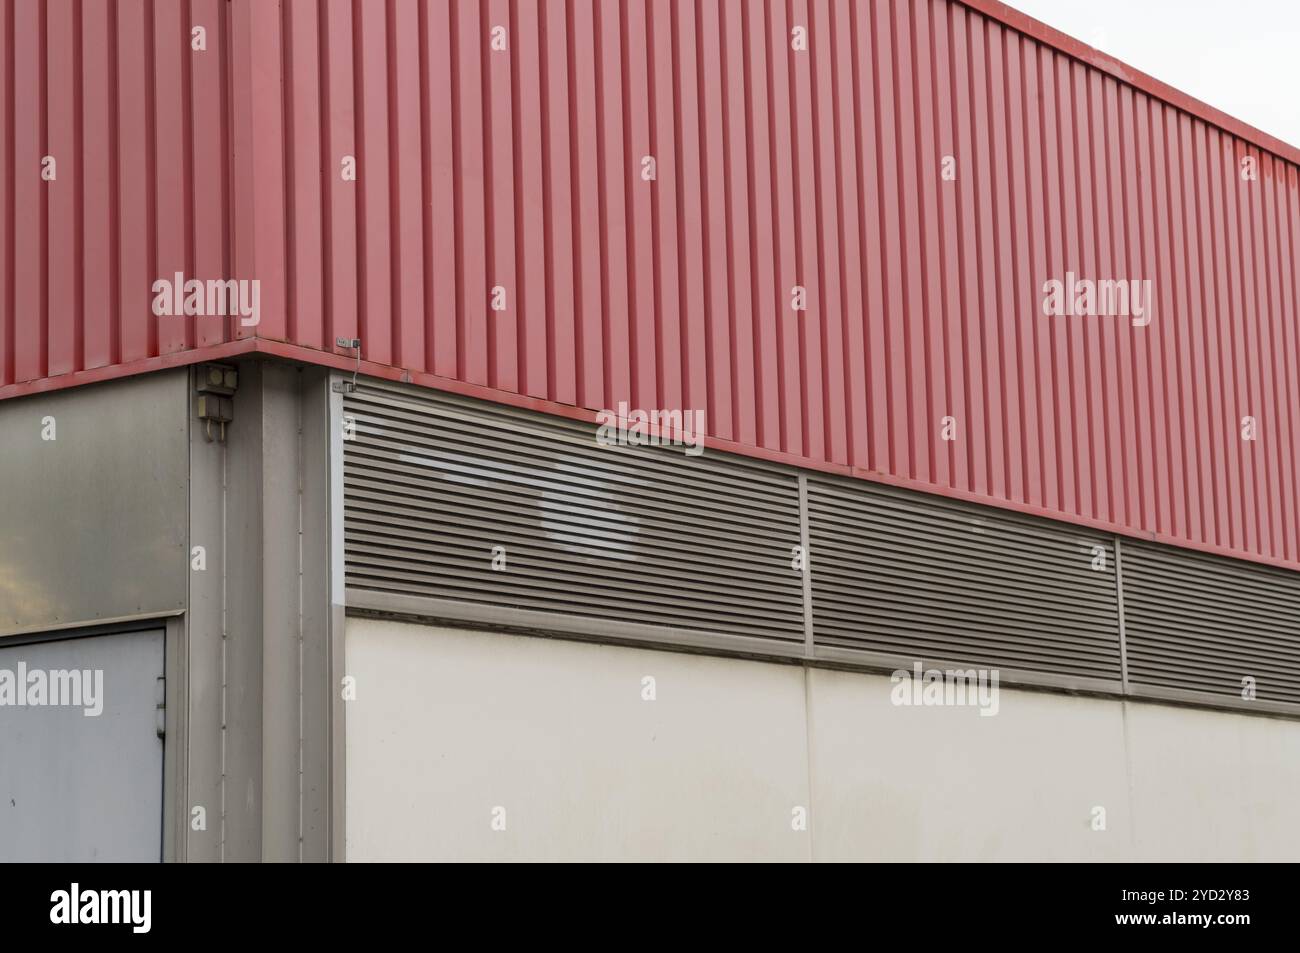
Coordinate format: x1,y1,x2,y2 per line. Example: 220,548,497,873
1003,0,1300,149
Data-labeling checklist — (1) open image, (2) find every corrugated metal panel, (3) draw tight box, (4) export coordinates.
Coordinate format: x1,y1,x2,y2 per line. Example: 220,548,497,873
1121,539,1300,706
0,0,250,386
5,0,1300,577
807,474,1121,683
343,379,805,646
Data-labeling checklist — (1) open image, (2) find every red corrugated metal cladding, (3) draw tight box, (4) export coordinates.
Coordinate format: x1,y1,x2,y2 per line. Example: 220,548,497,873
0,0,257,380
3,0,1300,573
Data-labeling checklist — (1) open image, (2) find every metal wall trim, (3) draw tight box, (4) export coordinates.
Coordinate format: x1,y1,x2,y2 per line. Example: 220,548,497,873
345,589,806,664
811,643,1125,698
330,376,348,608
0,609,184,642
344,591,1131,701
798,474,814,659
346,596,1300,723
1115,535,1130,694
1125,683,1300,721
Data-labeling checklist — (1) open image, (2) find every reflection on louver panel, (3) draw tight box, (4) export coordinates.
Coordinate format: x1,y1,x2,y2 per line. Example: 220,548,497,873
343,380,806,646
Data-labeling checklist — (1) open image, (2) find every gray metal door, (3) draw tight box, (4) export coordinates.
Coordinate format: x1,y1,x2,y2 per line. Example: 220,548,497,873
0,627,165,861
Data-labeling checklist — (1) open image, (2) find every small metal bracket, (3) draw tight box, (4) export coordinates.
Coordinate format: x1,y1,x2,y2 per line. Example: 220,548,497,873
196,363,237,443
333,337,362,393
196,363,238,396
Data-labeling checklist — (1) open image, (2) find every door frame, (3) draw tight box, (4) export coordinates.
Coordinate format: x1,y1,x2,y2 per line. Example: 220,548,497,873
0,616,183,862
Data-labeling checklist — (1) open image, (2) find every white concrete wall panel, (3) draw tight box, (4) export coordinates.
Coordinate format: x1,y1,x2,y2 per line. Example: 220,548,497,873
344,618,811,861
1124,701,1300,861
345,618,1300,862
805,667,1133,862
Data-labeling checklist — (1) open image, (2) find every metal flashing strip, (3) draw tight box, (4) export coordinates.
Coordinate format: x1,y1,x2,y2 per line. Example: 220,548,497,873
810,642,1125,699
0,609,185,642
345,589,804,663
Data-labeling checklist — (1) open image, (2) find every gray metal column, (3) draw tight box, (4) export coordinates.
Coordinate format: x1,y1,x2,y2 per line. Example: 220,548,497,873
299,366,334,862
186,359,334,862
186,367,226,862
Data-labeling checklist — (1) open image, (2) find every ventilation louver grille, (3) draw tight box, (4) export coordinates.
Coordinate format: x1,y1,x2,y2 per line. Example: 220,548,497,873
341,378,1300,715
807,477,1122,683
1122,540,1300,705
343,382,805,646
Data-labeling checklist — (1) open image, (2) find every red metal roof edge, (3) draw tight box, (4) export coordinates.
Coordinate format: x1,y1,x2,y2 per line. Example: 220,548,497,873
0,339,261,400
959,0,1300,168
5,336,1300,577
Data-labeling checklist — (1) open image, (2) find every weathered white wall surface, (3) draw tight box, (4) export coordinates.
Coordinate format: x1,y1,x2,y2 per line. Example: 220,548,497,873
345,618,1300,862
345,618,811,861
806,667,1134,861
1122,700,1300,861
